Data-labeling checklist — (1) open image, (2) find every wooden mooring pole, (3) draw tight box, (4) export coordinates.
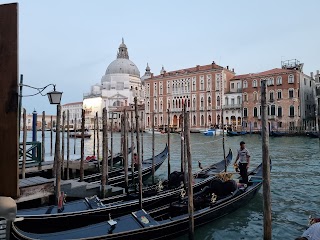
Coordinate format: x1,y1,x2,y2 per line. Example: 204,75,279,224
181,108,185,175
182,103,187,189
152,111,155,184
221,107,226,172
22,108,27,179
67,110,70,180
131,111,135,184
141,111,144,162
80,109,85,181
101,108,107,198
167,109,171,180
55,104,62,205
50,115,53,156
41,111,45,169
96,112,100,171
110,112,114,168
74,117,77,155
93,115,96,157
134,97,142,209
61,111,65,179
261,80,272,239
185,110,194,240
123,110,128,194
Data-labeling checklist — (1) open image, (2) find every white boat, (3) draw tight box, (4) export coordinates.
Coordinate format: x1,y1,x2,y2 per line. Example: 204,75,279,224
145,128,164,134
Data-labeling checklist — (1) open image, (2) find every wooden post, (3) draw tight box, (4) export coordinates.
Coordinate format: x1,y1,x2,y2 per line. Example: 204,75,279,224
101,108,107,198
54,105,62,205
134,97,142,209
131,111,135,184
182,103,187,189
41,111,45,169
123,110,128,194
222,108,226,172
185,110,194,240
61,111,65,179
73,117,77,154
50,116,53,156
167,109,171,180
96,112,100,171
0,3,19,198
152,111,155,184
22,108,27,179
120,114,124,166
67,110,70,180
261,80,272,239
181,109,184,174
80,109,85,181
141,111,144,162
110,112,114,168
93,116,96,156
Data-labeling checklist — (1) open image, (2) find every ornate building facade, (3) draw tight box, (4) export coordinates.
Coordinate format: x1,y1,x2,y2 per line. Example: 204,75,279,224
83,39,144,129
144,63,235,129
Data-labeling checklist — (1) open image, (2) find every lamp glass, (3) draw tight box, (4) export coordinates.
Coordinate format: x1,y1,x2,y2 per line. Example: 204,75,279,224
47,91,62,104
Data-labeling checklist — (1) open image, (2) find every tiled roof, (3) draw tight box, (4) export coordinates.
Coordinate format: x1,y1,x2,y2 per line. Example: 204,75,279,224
231,68,296,80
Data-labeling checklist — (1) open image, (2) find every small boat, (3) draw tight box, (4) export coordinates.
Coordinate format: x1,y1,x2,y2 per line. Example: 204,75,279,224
13,150,232,234
69,131,92,138
203,129,215,136
306,131,319,138
145,129,164,135
11,157,265,240
269,131,287,137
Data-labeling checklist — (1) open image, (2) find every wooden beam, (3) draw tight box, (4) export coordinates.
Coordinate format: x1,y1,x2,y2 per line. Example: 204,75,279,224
0,3,19,198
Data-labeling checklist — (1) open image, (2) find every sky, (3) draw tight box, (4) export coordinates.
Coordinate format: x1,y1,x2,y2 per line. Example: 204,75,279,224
1,0,319,114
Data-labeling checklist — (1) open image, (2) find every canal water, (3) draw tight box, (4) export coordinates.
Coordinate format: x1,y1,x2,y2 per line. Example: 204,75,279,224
23,131,320,239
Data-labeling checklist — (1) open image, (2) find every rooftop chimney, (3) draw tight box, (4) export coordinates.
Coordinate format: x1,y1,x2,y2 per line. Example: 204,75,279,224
310,72,314,79
226,66,229,70
317,70,319,75
196,65,200,71
232,68,234,72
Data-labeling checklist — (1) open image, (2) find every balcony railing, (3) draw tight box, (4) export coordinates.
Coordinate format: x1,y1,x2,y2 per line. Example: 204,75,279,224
223,104,242,110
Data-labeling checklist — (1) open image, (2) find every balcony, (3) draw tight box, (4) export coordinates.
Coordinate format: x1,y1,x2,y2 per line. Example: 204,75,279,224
268,115,276,120
223,104,242,110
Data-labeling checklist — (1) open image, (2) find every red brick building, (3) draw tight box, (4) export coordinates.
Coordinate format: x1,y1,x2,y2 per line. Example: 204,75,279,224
232,60,316,132
143,62,235,129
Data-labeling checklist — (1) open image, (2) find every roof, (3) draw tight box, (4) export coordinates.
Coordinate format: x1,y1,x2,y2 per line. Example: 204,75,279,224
146,62,232,80
231,68,296,80
62,102,83,106
113,104,145,112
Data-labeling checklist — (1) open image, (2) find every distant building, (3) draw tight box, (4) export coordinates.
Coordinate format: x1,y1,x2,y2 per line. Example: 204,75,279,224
234,59,316,132
112,104,145,131
61,101,83,128
21,111,56,131
144,62,235,129
314,70,320,131
83,39,144,129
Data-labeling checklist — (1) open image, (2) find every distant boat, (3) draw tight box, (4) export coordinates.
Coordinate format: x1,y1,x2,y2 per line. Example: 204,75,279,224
69,132,92,138
145,128,165,135
227,130,247,136
269,131,287,137
306,131,319,138
203,129,215,136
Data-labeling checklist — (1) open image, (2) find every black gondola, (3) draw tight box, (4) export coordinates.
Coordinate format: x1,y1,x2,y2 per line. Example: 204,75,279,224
13,150,232,234
11,158,265,240
306,131,319,138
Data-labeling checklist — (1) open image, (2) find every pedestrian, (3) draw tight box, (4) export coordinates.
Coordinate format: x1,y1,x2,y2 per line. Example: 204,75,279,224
233,141,250,184
295,222,320,240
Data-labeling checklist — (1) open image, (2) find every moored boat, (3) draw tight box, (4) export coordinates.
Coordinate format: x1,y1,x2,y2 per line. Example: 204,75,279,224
69,131,92,138
13,149,232,234
11,157,264,240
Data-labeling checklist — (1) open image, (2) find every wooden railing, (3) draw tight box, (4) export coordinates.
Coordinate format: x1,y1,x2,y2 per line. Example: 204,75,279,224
19,141,42,167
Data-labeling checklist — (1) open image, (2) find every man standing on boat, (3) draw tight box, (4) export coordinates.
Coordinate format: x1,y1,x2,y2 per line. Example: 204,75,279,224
234,141,250,184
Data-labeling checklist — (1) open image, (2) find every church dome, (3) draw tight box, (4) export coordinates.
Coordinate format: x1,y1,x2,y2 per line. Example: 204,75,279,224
106,58,140,77
105,38,140,77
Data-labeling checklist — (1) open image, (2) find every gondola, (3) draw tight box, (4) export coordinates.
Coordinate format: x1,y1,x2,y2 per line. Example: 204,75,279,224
269,131,287,137
11,157,265,240
13,150,232,234
306,131,319,138
227,130,246,136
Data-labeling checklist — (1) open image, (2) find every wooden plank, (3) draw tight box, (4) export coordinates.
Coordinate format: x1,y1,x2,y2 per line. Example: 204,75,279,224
0,3,19,198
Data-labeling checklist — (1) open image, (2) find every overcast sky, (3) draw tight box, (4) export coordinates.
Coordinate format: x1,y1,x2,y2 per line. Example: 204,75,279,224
1,0,319,114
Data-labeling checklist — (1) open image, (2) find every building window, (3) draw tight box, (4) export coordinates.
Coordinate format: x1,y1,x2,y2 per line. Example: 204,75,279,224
269,91,274,101
288,74,294,83
254,122,257,128
243,80,248,88
200,97,204,108
268,78,274,86
192,79,196,91
208,96,211,106
270,105,275,116
193,115,196,126
243,108,248,117
278,106,282,117
253,92,258,101
167,99,170,109
231,98,235,105
200,79,204,91
253,80,257,88
225,97,228,105
201,115,204,126
167,81,170,94
193,98,196,109
243,93,248,102
289,89,294,98
160,83,163,95
237,96,241,105
289,105,294,117
154,100,157,110
160,101,163,111
207,78,211,90
277,76,282,85
277,90,282,99
147,101,150,111
278,122,282,128
231,83,235,89
188,99,190,108
154,83,157,96
253,107,258,117
217,96,220,106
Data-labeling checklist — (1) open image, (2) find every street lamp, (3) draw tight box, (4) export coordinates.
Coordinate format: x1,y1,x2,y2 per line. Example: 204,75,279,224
47,86,63,105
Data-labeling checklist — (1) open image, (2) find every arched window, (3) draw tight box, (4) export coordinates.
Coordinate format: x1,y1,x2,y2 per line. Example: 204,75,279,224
193,115,196,126
160,101,163,111
277,76,282,85
217,96,220,106
253,107,258,117
207,79,211,90
269,91,274,101
160,116,163,124
201,115,204,126
147,101,150,111
278,106,282,117
193,98,196,109
208,115,211,123
178,99,181,108
243,80,248,88
243,93,248,102
243,108,248,117
167,99,170,109
253,92,258,101
289,105,294,116
200,80,204,90
289,89,294,98
237,96,241,105
172,99,175,108
270,105,275,115
253,80,257,88
288,74,294,83
200,97,204,107
154,100,157,110
208,96,211,106
188,99,191,108
237,117,241,126
277,90,282,99
225,97,229,105
147,117,150,126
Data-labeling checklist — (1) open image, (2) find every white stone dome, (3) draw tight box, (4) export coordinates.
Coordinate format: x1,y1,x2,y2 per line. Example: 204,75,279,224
106,58,140,77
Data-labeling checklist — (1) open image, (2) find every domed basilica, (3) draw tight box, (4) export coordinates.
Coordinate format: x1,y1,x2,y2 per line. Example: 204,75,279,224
83,39,148,128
